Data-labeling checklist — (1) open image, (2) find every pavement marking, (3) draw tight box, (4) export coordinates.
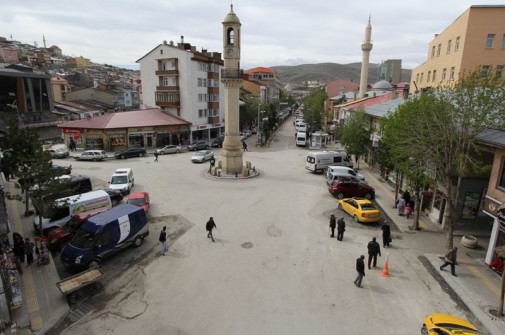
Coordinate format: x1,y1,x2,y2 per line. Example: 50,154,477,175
7,182,44,330
465,263,501,297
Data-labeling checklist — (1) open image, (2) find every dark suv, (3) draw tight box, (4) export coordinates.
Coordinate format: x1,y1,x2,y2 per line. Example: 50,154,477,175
328,180,375,200
188,141,209,151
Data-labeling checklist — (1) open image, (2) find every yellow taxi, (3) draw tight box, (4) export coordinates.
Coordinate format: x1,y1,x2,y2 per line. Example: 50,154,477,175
422,313,479,335
337,197,381,223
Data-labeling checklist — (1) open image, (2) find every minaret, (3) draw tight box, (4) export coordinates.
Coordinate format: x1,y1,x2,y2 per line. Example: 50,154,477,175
358,17,373,99
43,35,47,48
220,4,243,175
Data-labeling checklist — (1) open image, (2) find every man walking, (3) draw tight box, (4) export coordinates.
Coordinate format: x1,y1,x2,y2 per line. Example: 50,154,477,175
159,226,167,255
440,246,458,276
242,141,248,151
367,237,381,269
329,214,336,238
354,255,365,287
24,238,34,267
154,151,159,162
382,222,391,248
206,217,217,242
337,217,346,241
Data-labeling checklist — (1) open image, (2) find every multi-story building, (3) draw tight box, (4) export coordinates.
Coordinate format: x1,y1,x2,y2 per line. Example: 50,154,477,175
377,59,402,84
137,38,224,142
410,5,505,94
246,67,280,102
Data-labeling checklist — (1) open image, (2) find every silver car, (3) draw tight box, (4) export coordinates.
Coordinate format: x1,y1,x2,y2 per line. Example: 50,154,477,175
191,150,214,163
156,145,182,155
74,150,108,161
47,148,70,158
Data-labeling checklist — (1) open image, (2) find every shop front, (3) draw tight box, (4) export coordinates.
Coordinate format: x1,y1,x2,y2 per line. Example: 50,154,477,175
84,133,105,150
190,123,223,143
484,197,505,265
127,127,154,149
108,132,127,152
62,128,82,150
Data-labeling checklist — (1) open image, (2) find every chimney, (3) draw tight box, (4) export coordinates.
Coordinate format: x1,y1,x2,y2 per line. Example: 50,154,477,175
181,36,184,44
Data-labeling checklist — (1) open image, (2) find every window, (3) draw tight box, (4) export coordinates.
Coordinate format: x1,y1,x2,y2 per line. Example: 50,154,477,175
420,73,424,84
416,73,419,83
431,46,436,58
481,65,490,76
160,49,163,55
437,44,441,56
163,77,174,86
502,34,505,48
486,34,495,48
442,68,447,80
427,71,431,83
198,109,208,117
455,36,460,51
496,65,504,78
198,94,208,102
432,70,437,82
447,40,452,53
450,67,455,80
197,78,207,87
500,161,505,189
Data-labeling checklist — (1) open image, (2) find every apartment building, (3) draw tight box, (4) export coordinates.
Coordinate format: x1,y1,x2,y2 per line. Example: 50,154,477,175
137,39,224,142
410,5,505,94
246,67,280,102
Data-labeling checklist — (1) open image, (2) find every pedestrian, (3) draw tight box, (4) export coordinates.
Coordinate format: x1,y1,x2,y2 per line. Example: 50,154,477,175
329,214,336,238
12,232,25,263
403,190,411,205
242,141,248,151
396,195,405,216
159,226,167,255
154,151,159,162
382,222,391,248
367,237,381,269
440,246,458,276
405,202,413,219
24,238,34,266
354,255,365,288
337,216,346,241
206,217,217,242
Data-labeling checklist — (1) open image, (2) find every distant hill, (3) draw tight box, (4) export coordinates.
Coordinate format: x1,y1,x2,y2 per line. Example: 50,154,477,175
271,63,412,87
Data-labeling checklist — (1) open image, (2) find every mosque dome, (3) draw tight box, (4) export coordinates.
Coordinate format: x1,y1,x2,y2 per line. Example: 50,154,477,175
372,80,392,90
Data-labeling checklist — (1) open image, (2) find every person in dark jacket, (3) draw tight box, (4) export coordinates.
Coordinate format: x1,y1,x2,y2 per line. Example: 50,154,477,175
337,217,346,241
24,238,35,266
440,247,458,276
159,226,167,255
206,217,217,242
382,222,391,248
12,232,25,263
367,237,381,269
329,214,336,238
354,255,365,287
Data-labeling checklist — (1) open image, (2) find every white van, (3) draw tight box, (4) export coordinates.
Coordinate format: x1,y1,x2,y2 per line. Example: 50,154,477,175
296,123,307,132
108,168,134,195
33,190,112,235
306,151,354,173
296,132,307,147
326,166,365,181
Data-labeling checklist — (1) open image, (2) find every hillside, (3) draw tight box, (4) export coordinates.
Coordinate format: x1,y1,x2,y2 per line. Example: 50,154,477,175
271,63,412,86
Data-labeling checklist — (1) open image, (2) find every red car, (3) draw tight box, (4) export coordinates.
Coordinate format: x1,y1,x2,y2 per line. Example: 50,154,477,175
127,192,150,214
328,180,375,200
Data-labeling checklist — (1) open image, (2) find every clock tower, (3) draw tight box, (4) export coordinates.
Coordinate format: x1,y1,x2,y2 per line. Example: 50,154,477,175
220,4,244,175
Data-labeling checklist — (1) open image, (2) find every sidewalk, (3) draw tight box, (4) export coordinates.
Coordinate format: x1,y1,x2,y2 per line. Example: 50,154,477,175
3,180,68,335
354,158,505,335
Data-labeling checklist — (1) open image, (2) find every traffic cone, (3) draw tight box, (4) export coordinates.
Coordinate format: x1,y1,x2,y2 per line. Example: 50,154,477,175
380,254,390,277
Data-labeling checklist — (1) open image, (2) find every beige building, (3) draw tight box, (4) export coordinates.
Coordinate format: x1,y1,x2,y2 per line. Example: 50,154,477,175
410,5,505,94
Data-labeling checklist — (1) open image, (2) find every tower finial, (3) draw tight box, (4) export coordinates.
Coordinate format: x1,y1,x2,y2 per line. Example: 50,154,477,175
230,2,234,13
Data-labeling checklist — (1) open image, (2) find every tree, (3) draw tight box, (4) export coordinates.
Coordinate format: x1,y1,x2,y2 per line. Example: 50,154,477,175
303,89,326,131
383,68,505,248
339,108,369,169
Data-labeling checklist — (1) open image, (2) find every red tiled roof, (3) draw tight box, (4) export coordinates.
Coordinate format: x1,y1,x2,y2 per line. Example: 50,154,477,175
58,108,191,129
341,92,393,110
247,67,277,75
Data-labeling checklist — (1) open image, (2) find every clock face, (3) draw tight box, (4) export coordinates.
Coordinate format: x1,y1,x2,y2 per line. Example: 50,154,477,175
226,48,234,57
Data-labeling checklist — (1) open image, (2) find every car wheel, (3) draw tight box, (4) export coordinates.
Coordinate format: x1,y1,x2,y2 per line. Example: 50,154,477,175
68,289,85,304
421,325,428,335
353,215,360,223
89,259,101,269
176,150,180,153
120,155,125,159
133,236,143,247
336,193,344,199
365,193,372,200
93,158,97,162
111,199,118,206
75,157,80,161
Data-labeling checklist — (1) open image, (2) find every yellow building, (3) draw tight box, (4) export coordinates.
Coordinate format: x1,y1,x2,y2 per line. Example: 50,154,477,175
410,5,505,94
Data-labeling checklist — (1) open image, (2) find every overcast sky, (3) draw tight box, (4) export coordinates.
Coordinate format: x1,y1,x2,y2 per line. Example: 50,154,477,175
1,1,503,70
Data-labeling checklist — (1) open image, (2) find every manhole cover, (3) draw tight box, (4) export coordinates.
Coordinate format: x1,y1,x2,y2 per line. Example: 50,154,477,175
241,242,253,249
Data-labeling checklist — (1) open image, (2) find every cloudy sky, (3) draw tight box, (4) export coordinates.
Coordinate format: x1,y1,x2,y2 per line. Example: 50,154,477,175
1,1,503,70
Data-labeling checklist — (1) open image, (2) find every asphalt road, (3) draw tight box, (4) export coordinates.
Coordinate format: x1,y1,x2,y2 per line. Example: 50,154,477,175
48,117,467,335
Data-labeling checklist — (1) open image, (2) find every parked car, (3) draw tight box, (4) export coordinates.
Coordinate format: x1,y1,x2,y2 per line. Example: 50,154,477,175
421,313,478,335
47,147,70,158
74,150,108,161
188,141,208,151
191,150,214,163
211,138,223,148
126,192,150,214
329,180,375,199
52,164,72,176
104,189,124,206
239,132,247,141
156,145,181,155
338,197,381,223
114,148,147,159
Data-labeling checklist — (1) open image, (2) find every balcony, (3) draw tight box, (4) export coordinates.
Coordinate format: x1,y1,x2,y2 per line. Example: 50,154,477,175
155,92,180,108
156,86,179,91
155,101,180,108
221,69,243,79
207,87,219,94
155,69,178,76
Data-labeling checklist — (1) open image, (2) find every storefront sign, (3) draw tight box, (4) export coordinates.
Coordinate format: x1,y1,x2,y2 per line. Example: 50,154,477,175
498,209,505,232
197,125,208,130
62,128,81,134
128,127,153,132
213,123,222,127
86,134,102,139
484,196,502,216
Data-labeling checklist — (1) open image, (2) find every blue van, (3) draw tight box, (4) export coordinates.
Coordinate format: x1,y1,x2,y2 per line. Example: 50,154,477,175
60,204,149,270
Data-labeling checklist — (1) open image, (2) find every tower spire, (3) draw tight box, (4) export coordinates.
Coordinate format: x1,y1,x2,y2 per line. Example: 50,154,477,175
358,17,373,99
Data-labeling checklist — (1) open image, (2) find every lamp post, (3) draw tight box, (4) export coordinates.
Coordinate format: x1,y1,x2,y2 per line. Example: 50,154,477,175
257,108,264,145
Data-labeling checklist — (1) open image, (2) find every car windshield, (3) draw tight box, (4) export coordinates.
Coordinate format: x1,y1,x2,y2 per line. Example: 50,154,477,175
361,203,377,210
71,227,96,248
111,176,128,184
127,198,145,206
195,152,204,156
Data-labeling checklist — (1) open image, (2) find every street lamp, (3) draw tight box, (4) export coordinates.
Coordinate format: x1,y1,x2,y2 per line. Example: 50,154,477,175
257,109,265,144
7,92,21,125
